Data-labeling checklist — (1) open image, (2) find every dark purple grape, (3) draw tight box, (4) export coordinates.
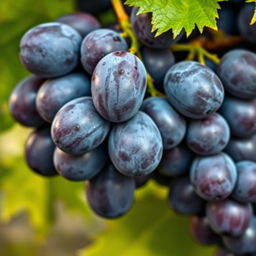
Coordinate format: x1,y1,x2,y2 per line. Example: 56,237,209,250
220,96,256,138
86,164,135,218
51,97,110,155
57,12,100,37
53,146,107,181
168,176,205,215
108,111,163,176
141,47,175,87
134,174,152,189
218,50,256,99
225,134,256,162
215,247,236,256
76,0,111,14
157,145,193,177
190,153,237,201
206,199,252,236
232,161,256,203
164,61,224,119
26,126,57,176
238,3,256,43
81,29,128,74
223,217,256,254
19,22,81,78
91,51,146,122
186,113,230,155
9,75,44,127
190,216,220,245
130,8,182,49
36,73,91,123
141,97,186,149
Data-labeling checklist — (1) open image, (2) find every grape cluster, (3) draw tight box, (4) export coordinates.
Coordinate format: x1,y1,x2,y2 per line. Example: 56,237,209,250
8,1,256,255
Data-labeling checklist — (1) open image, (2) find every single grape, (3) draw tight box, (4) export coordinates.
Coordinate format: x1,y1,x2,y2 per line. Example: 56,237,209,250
108,111,163,176
232,161,256,203
130,8,182,49
164,61,224,119
86,164,135,218
168,176,205,216
36,73,91,123
219,96,256,137
76,0,111,14
157,145,193,177
25,126,57,176
91,51,146,122
190,216,220,245
141,97,186,149
51,97,110,155
57,12,100,37
9,75,44,127
190,153,237,201
53,146,107,181
20,22,81,77
141,47,175,87
225,134,256,162
223,217,256,254
186,113,230,155
218,49,256,99
81,29,128,74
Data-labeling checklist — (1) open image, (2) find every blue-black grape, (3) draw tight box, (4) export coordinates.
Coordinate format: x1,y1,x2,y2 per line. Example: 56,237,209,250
220,96,256,138
26,126,57,176
225,134,256,162
168,176,205,216
53,146,107,181
130,8,182,49
157,145,193,177
164,61,224,119
141,47,175,87
141,97,186,149
207,199,252,237
190,153,237,201
9,75,45,127
186,113,230,155
81,29,128,74
36,73,91,123
20,22,81,78
190,216,220,245
108,111,163,176
51,97,110,155
86,164,135,218
91,51,146,122
223,217,256,254
76,0,111,14
232,161,256,203
218,49,256,99
57,12,100,37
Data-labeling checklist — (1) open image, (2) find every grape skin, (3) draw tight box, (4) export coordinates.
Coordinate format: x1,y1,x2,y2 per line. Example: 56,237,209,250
164,61,224,119
51,97,110,155
19,22,81,78
141,97,186,149
26,126,57,176
91,51,147,123
108,111,163,176
218,49,256,99
207,199,252,236
186,113,230,155
57,12,100,37
86,164,135,218
9,75,45,127
81,29,128,74
36,73,91,123
53,146,107,181
220,96,256,138
190,153,237,201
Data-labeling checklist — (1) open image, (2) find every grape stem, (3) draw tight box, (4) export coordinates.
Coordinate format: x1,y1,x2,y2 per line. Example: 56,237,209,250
111,0,164,97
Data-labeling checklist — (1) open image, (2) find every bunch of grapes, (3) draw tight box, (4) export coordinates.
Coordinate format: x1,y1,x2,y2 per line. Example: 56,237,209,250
8,0,256,255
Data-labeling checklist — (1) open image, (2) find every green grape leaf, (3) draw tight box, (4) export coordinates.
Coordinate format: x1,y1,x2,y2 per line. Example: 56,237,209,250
246,0,256,24
125,0,226,37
